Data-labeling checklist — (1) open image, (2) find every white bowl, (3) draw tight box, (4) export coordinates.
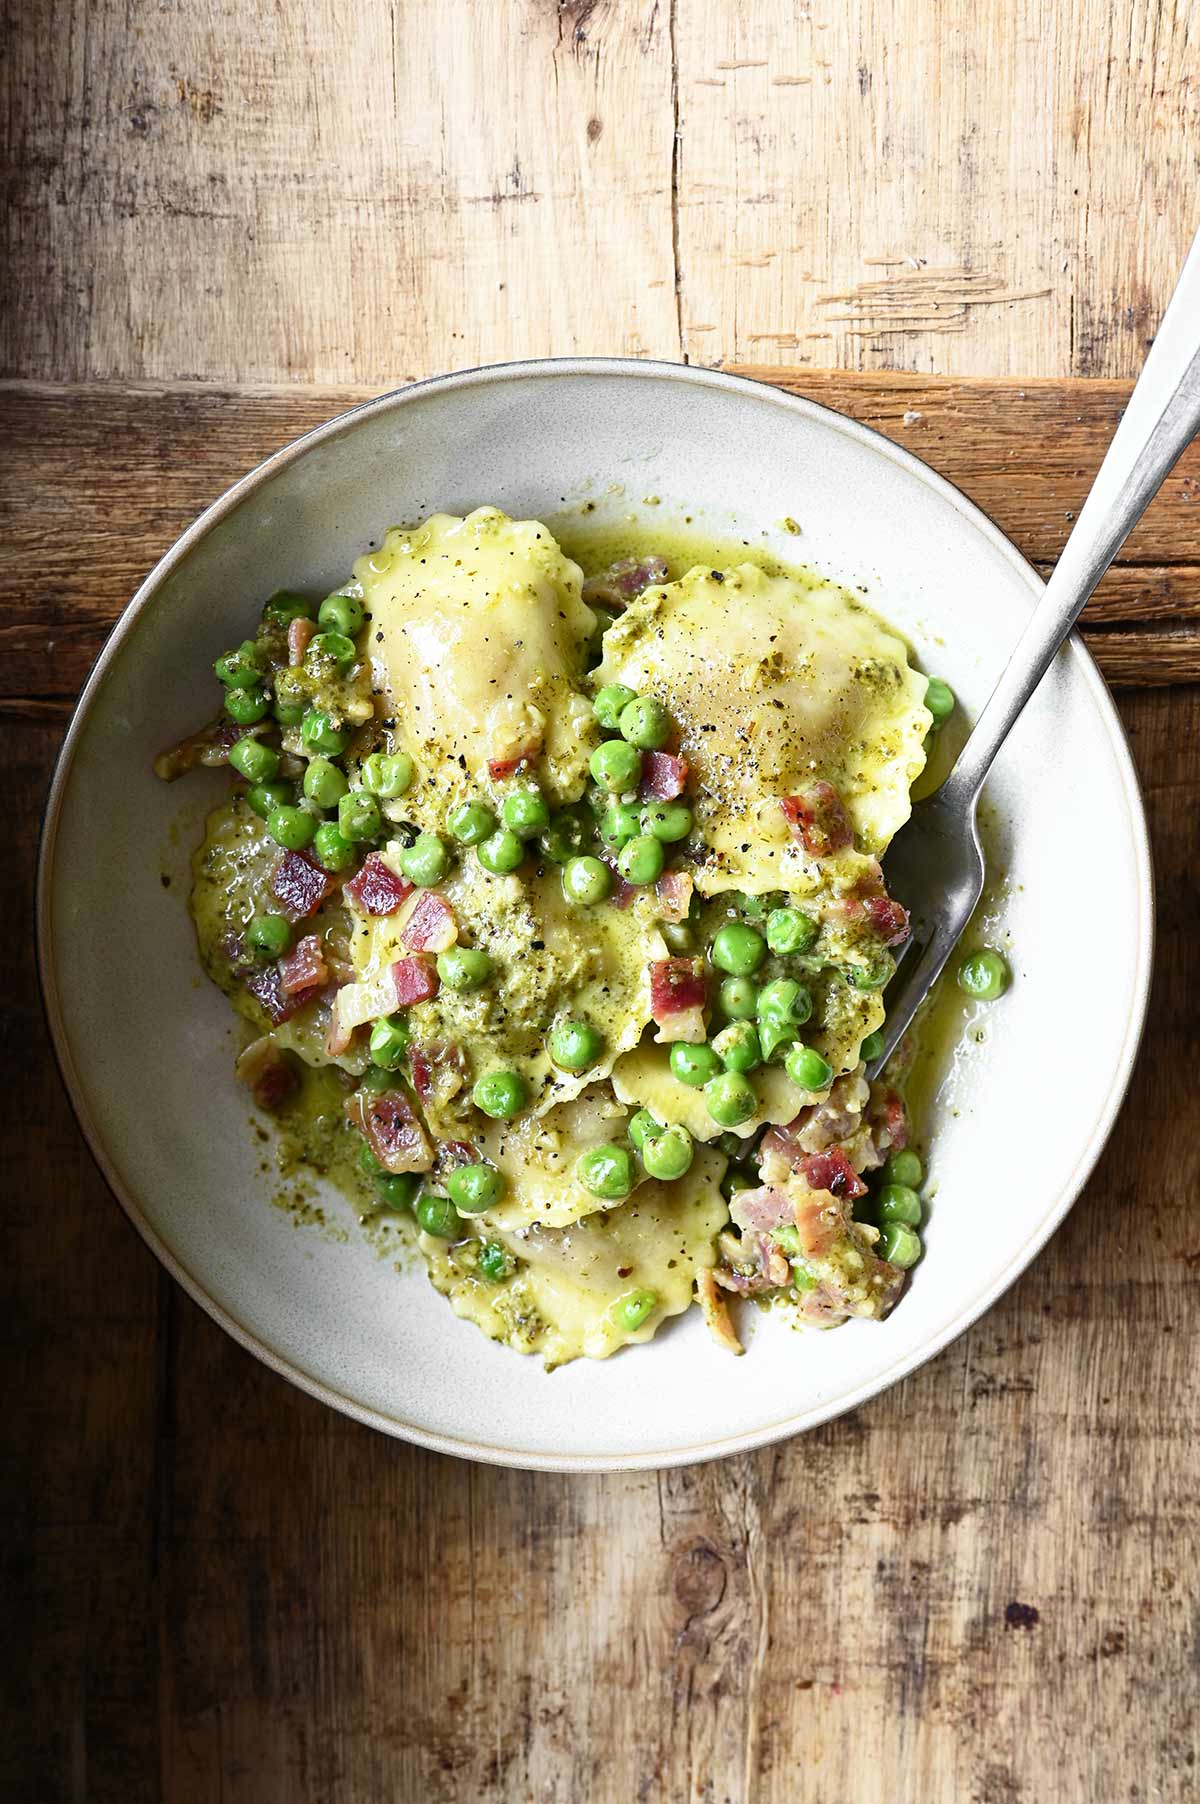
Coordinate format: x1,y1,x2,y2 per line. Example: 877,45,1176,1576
38,360,1153,1471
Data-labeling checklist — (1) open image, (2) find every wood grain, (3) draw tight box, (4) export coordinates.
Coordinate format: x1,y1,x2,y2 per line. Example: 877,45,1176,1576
3,2,1198,385
4,690,1198,1802
3,373,1199,702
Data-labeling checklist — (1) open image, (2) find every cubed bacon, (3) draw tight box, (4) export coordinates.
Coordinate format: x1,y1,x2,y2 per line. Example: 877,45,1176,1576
487,737,542,780
392,955,438,1006
799,1147,867,1200
287,616,316,666
606,861,638,910
865,1085,909,1158
279,933,328,996
639,751,689,801
325,1008,356,1059
863,894,910,946
243,962,322,1026
649,957,707,1019
654,869,693,923
344,853,412,917
780,781,853,858
345,1087,433,1174
581,555,670,608
438,1138,478,1168
270,851,335,922
409,1043,468,1110
235,1036,299,1111
153,713,243,782
398,889,458,953
793,1197,844,1260
729,1184,793,1234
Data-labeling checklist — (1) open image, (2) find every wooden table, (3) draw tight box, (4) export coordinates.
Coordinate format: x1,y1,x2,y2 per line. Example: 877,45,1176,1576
4,6,1199,1800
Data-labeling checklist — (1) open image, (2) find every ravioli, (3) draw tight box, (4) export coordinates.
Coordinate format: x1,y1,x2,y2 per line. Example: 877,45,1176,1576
355,508,600,829
418,1147,727,1367
475,1087,645,1230
592,563,930,895
347,855,656,1127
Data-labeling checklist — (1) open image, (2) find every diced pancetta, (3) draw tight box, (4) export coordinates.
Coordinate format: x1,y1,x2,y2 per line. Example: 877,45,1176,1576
863,894,910,946
398,889,458,953
345,1086,433,1174
654,869,693,922
639,752,689,801
234,1036,299,1111
287,616,316,666
780,781,853,858
392,955,438,1006
243,962,322,1026
729,1184,793,1234
344,853,412,917
279,933,328,996
270,852,335,922
649,957,708,1044
581,555,669,609
487,738,542,780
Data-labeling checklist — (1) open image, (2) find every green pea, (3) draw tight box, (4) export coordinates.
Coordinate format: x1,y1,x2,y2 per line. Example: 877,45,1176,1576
712,1020,762,1073
274,694,307,727
849,955,893,993
576,1144,635,1200
473,1069,527,1120
446,1163,506,1214
642,1124,694,1181
957,948,1011,1001
312,822,356,872
784,1044,833,1092
436,945,492,991
267,805,316,851
358,1142,385,1179
878,1221,922,1268
669,1041,722,1088
771,1224,801,1254
617,834,665,886
878,1182,922,1227
417,1193,459,1238
214,640,263,688
447,799,497,846
476,1241,513,1282
478,829,526,875
589,738,642,794
661,921,694,954
539,809,588,864
593,683,637,730
628,1109,662,1153
261,590,315,627
247,912,290,958
502,788,551,838
711,921,767,977
618,695,671,750
599,802,642,849
273,667,309,720
549,1019,604,1071
703,1070,757,1127
562,855,611,905
318,592,365,637
368,1014,411,1070
719,977,759,1021
304,630,356,672
925,676,955,724
225,686,270,725
301,710,349,756
641,801,693,843
229,736,280,784
757,977,812,1029
359,1065,396,1094
377,1172,419,1211
245,780,293,820
860,1029,885,1063
884,1147,923,1188
398,831,448,887
616,1288,658,1332
338,790,383,844
361,751,413,798
765,906,820,956
302,757,348,809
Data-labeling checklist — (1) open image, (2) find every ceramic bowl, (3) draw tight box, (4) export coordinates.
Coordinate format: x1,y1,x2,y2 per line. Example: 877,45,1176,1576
38,360,1153,1470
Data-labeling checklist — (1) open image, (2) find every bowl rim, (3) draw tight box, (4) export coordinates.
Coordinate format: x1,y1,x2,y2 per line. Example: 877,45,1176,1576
36,355,1155,1472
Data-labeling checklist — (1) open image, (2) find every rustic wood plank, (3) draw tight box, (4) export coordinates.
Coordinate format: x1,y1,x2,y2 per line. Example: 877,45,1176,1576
7,688,1197,1801
3,374,1200,701
4,2,1196,385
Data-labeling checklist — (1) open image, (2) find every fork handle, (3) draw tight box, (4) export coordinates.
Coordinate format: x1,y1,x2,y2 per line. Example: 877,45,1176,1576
942,227,1200,810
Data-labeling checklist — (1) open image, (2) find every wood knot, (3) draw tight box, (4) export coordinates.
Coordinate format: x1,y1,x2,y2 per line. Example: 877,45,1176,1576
672,1538,728,1618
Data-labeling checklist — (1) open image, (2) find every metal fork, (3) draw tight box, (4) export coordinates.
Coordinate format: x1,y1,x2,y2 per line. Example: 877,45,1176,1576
869,228,1200,1077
